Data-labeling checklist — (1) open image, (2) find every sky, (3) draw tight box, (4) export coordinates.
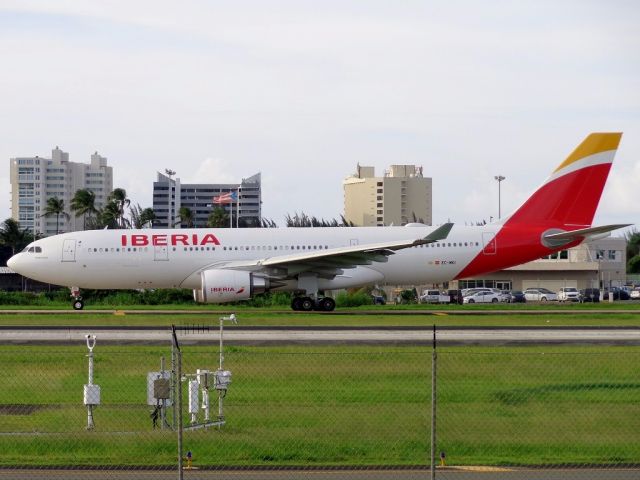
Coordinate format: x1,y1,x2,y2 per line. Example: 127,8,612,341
1,0,639,231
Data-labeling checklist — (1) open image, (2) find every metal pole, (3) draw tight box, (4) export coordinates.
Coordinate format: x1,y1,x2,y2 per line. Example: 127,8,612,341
160,356,166,430
177,348,183,480
430,325,437,480
494,175,505,219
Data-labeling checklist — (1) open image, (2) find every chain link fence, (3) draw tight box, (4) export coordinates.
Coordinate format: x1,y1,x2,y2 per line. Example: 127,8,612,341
0,337,638,479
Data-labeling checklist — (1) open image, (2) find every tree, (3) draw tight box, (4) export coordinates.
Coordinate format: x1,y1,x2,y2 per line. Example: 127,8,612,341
99,201,121,229
40,197,70,235
130,204,156,229
176,207,194,228
0,218,33,256
207,207,229,228
625,228,640,273
285,212,355,227
70,189,98,230
108,188,130,228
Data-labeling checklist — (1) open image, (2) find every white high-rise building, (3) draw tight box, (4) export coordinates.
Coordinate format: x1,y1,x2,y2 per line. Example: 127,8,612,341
10,147,113,236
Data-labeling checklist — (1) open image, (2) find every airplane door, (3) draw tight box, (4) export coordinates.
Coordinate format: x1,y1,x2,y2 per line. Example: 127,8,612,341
62,239,76,262
482,233,497,255
154,245,168,261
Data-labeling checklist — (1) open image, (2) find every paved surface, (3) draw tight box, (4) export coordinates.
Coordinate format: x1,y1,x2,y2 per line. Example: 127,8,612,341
1,468,639,480
0,307,639,315
1,326,640,345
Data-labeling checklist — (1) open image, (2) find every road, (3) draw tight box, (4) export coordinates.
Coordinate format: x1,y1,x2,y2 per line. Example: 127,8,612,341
1,467,639,480
1,326,640,345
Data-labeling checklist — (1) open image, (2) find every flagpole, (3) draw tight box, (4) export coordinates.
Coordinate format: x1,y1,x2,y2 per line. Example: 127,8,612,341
236,188,240,228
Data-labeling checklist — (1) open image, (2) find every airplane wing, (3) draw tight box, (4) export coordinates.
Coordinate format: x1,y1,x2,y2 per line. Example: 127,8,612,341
218,223,454,278
543,224,632,242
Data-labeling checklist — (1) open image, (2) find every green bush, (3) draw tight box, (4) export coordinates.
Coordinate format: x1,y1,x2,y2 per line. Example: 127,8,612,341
335,289,374,308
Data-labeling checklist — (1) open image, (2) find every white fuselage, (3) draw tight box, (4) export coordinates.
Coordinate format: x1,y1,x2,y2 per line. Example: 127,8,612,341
9,225,494,290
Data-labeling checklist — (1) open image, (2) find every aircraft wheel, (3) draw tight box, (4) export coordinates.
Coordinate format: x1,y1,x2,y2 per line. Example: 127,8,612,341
291,297,303,311
300,297,314,311
73,299,84,310
319,297,336,312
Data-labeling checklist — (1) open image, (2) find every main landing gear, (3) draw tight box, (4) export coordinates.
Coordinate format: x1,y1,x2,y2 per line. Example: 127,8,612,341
70,286,84,310
291,295,336,312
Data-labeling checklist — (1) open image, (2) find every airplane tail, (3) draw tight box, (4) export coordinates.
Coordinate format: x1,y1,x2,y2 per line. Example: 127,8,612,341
502,132,622,228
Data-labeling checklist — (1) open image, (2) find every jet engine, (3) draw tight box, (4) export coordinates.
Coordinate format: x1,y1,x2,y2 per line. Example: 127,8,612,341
195,269,268,304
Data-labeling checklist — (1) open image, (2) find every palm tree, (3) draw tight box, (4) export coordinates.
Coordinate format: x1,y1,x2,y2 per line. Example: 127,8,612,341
40,197,70,235
207,207,229,228
176,207,194,228
0,218,33,256
99,201,121,229
108,188,130,228
130,204,157,229
70,189,98,230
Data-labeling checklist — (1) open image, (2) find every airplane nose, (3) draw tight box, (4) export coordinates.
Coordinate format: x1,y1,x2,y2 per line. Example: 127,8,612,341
7,254,19,272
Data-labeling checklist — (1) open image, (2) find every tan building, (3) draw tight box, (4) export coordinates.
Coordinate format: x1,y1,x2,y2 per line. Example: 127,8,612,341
343,164,432,226
452,237,628,292
10,147,113,236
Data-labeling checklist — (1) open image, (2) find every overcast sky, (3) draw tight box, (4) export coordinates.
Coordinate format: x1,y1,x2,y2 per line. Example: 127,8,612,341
1,1,638,231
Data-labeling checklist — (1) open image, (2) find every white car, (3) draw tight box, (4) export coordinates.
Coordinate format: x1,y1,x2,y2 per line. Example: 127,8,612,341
558,287,581,302
631,287,640,300
463,291,501,304
523,288,558,302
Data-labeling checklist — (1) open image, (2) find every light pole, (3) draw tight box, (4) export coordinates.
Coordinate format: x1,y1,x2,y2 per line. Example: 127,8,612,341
165,169,176,228
494,175,505,219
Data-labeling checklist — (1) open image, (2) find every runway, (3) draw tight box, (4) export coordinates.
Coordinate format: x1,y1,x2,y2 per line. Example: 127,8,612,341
2,326,640,345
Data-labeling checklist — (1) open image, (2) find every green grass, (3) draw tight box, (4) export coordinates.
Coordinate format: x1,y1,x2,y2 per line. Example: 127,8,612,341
0,345,639,467
1,309,640,326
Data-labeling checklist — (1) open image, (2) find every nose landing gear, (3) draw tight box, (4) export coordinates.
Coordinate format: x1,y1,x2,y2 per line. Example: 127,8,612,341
70,287,84,310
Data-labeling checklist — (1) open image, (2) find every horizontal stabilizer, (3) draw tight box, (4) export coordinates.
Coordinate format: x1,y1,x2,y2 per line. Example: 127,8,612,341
543,224,632,242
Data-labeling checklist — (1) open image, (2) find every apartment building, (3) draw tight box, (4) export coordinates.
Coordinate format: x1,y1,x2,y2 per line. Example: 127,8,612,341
344,164,432,226
10,147,113,235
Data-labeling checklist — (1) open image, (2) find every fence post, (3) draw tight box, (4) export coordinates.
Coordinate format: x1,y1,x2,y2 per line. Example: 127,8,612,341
430,325,437,480
172,326,184,480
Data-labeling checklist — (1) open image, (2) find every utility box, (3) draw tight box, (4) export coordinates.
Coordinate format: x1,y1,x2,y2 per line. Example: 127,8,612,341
214,370,232,390
83,384,101,406
147,372,172,406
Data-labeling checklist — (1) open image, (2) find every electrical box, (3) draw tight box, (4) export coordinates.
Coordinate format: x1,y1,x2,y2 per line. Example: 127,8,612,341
188,380,200,414
197,369,210,389
83,384,101,406
214,370,232,390
147,372,172,406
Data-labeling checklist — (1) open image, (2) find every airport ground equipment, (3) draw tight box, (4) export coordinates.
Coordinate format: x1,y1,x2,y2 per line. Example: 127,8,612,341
181,314,235,430
147,356,171,429
83,334,100,430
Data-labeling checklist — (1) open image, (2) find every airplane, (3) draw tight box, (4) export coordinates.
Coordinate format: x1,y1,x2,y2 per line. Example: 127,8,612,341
8,132,631,311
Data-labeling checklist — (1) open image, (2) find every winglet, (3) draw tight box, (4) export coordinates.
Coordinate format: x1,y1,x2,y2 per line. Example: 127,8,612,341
414,222,454,246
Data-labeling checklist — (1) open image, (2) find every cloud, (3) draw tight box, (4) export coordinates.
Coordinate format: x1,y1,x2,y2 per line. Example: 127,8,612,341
188,158,238,185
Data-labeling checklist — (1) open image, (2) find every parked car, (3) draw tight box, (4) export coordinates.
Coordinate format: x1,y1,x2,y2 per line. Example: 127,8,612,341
507,290,527,303
580,288,600,303
631,287,640,300
463,291,501,304
371,294,386,305
603,287,630,301
499,290,512,302
447,289,464,305
558,287,581,302
462,288,494,297
523,288,558,302
419,290,450,304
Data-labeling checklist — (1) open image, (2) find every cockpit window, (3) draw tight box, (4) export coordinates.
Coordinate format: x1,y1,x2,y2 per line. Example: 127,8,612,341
35,246,42,253
22,245,42,254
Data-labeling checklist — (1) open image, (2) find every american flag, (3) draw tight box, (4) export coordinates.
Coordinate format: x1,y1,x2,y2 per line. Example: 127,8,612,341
212,191,238,204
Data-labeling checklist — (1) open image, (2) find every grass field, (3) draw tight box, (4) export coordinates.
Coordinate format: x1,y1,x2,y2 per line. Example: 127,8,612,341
0,344,639,468
0,308,640,327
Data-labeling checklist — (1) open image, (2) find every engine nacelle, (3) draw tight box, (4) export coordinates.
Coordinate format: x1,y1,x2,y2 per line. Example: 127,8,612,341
197,269,268,304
